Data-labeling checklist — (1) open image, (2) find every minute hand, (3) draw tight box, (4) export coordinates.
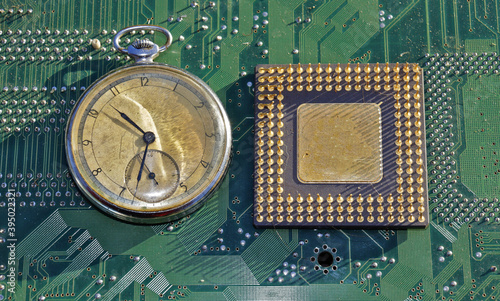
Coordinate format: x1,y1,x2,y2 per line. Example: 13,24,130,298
110,105,146,134
137,131,156,183
137,142,151,182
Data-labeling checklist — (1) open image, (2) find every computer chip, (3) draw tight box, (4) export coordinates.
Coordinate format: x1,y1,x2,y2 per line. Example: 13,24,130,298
253,63,429,228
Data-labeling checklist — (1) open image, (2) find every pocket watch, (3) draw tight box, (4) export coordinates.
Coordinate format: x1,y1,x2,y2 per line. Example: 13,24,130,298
66,25,232,224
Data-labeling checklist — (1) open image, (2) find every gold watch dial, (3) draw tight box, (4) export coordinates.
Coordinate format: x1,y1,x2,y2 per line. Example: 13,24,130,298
66,64,231,223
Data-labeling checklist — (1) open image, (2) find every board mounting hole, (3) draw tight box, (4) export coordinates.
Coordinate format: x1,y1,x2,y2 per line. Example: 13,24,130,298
318,251,334,267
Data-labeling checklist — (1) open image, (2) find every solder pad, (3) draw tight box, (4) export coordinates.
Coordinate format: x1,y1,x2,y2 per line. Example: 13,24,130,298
253,63,429,228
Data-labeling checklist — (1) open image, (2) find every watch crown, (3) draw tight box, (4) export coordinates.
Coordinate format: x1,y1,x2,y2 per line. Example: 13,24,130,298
131,39,155,50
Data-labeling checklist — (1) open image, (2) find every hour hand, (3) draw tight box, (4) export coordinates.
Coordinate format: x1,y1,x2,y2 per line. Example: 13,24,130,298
110,105,146,134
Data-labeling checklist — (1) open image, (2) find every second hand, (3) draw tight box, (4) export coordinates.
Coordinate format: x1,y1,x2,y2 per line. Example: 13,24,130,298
135,156,159,185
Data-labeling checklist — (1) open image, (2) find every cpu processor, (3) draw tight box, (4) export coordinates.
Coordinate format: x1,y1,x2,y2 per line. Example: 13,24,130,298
253,63,429,228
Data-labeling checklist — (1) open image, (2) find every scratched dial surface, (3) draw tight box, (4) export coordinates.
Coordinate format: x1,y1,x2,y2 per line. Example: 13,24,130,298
66,64,231,223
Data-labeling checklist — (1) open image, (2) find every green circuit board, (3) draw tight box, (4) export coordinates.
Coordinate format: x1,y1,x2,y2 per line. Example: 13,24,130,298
1,0,500,300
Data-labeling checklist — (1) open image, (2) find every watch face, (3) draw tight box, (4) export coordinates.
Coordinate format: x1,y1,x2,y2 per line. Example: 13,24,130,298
66,63,231,223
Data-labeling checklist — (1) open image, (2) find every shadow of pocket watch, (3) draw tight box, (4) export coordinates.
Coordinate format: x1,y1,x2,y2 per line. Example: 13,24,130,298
65,25,232,224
